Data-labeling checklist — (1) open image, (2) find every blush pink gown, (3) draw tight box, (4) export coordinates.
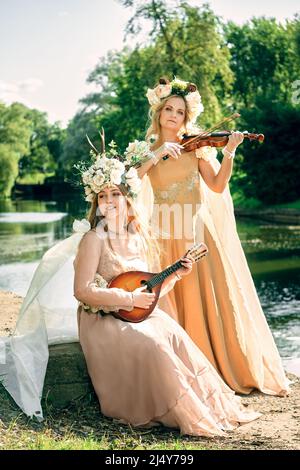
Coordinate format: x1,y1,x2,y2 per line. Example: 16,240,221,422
76,231,260,437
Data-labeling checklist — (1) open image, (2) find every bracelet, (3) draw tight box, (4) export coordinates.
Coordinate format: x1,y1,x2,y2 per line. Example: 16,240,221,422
222,147,236,159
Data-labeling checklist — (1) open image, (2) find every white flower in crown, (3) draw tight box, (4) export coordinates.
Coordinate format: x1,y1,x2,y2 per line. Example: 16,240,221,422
155,83,172,99
185,91,204,123
85,193,94,202
111,159,125,172
75,140,146,200
146,88,161,106
110,168,122,185
146,77,204,122
94,172,105,185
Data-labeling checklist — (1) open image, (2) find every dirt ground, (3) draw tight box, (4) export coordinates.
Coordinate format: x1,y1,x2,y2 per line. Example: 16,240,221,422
1,289,299,450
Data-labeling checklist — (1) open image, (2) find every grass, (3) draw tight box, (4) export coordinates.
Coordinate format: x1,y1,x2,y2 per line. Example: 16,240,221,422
0,387,227,451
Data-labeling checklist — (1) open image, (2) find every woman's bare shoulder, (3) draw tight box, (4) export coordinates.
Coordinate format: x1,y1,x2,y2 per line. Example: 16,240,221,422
74,229,106,270
77,228,106,253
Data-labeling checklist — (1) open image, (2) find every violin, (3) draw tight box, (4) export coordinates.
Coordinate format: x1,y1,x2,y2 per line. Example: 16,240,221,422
162,113,264,160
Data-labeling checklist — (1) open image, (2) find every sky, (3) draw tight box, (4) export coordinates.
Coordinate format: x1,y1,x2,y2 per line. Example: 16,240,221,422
0,0,299,127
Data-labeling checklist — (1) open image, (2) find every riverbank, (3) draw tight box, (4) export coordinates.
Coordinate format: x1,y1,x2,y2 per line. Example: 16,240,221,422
1,289,299,450
235,207,300,225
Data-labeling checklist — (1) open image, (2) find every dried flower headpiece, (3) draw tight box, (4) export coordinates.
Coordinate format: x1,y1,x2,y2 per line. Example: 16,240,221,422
146,77,204,123
74,131,153,201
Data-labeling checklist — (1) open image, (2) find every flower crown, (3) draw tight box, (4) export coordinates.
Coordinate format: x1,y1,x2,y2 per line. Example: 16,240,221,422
146,77,204,123
74,139,152,202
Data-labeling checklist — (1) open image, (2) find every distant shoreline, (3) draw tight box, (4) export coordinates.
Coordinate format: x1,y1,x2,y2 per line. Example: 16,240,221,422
235,207,300,225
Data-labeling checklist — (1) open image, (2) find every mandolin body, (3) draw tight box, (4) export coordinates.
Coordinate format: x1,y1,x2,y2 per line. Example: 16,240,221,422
108,271,162,322
107,242,208,323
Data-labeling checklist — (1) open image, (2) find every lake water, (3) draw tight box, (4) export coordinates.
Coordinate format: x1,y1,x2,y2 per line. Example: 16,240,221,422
0,199,299,369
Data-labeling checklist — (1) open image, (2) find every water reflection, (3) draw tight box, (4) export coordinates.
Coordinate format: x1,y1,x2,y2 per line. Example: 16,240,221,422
0,199,86,265
253,271,300,359
0,212,67,223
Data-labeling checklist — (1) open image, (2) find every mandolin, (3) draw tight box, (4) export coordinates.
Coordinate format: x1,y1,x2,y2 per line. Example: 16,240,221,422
107,243,208,323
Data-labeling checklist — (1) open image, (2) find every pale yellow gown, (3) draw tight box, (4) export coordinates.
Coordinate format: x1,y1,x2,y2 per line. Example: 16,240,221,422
75,228,260,437
144,147,289,396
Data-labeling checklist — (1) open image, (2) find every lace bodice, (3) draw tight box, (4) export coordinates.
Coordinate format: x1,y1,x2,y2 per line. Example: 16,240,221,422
97,240,148,283
148,150,202,205
78,232,148,315
147,147,218,205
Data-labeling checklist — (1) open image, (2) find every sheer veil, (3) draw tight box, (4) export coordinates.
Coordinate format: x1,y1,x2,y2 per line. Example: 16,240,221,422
0,231,85,420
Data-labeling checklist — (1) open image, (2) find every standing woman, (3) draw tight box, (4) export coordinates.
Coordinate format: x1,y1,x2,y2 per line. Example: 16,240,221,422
135,77,289,396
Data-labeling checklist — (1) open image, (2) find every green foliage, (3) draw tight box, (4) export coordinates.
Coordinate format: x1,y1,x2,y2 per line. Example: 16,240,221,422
62,1,234,166
0,102,32,197
0,102,65,196
0,102,32,156
225,16,300,107
18,109,62,180
2,2,300,206
0,145,19,197
60,110,102,177
238,99,300,204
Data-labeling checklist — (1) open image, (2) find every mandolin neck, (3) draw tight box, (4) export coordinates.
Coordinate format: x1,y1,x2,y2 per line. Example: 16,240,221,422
147,261,182,289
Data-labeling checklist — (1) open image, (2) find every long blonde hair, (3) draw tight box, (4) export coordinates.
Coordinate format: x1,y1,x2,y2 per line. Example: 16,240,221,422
86,185,160,271
145,94,200,144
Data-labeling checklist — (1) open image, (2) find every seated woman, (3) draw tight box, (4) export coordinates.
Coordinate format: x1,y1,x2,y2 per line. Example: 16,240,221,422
73,147,261,437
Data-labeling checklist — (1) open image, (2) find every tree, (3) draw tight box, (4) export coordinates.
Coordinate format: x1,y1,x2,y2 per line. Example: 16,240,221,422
238,99,300,204
225,16,300,108
17,109,59,180
0,102,32,196
60,110,101,177
118,1,234,122
65,0,234,159
0,145,19,198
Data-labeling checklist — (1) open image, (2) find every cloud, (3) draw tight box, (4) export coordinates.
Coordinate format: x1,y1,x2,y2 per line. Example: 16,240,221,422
58,11,69,17
18,78,44,93
0,78,43,107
